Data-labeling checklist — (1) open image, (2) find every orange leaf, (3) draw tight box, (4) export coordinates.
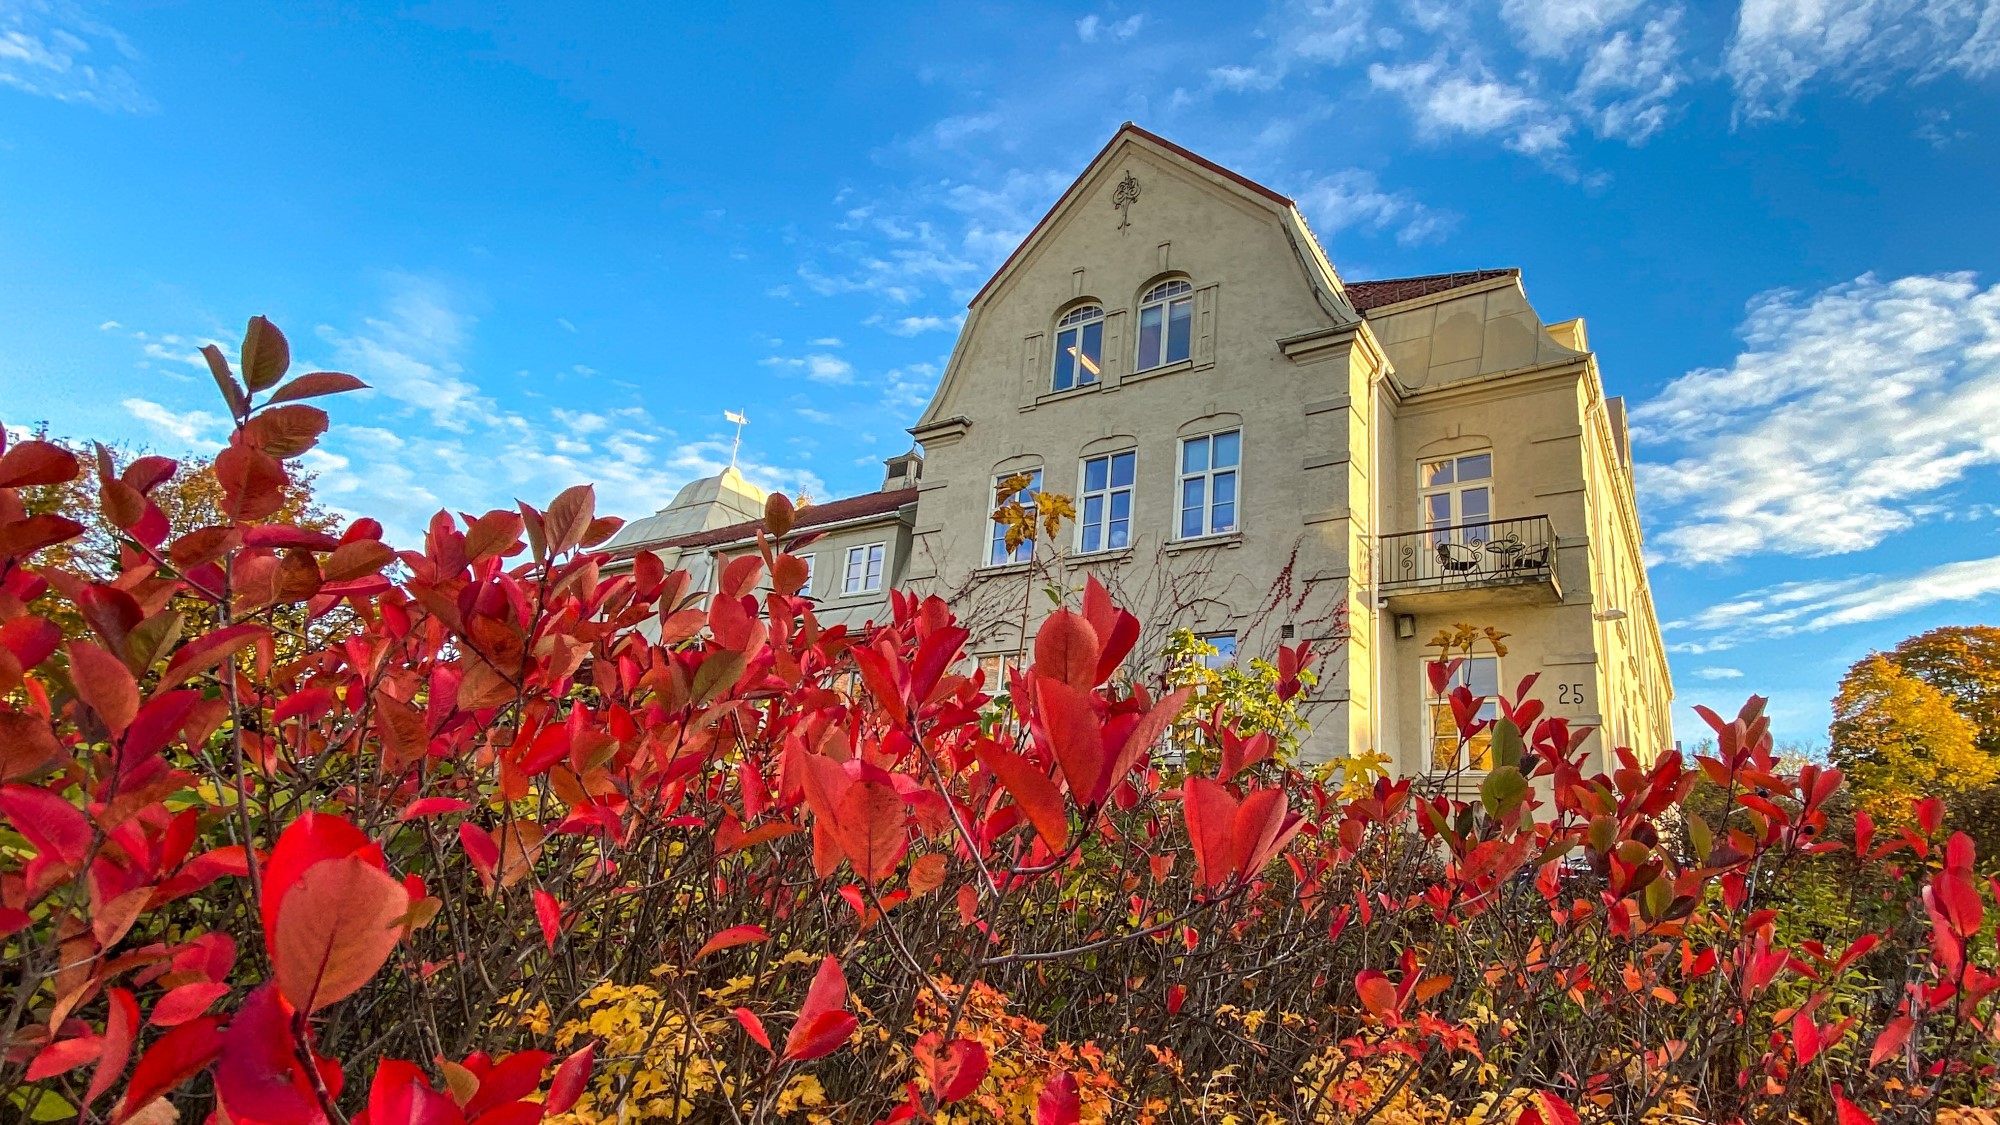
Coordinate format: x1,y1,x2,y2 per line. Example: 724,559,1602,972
694,924,771,962
272,856,410,1011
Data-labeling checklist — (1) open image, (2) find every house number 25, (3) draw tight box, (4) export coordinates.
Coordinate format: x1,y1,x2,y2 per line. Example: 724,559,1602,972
1556,683,1587,707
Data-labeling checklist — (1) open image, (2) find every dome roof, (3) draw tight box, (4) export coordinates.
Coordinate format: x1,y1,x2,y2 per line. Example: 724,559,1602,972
604,467,768,549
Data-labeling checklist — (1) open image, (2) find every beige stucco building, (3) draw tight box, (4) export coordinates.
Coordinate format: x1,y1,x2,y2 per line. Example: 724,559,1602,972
608,124,1672,775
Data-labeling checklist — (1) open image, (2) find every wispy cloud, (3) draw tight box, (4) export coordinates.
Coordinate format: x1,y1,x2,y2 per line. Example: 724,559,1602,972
1633,272,2000,565
761,352,856,384
1666,554,2000,653
1694,666,1745,680
1296,168,1457,246
1368,56,1577,162
0,0,151,112
1727,0,2000,121
1075,13,1144,43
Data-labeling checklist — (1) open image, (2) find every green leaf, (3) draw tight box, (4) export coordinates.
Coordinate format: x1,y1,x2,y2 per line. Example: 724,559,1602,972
240,315,291,392
1686,812,1713,865
1480,765,1528,819
1489,717,1524,768
202,345,248,420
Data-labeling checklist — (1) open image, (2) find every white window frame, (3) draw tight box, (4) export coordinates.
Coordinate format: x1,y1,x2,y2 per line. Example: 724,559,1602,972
1201,632,1238,669
1419,451,1494,548
1051,305,1104,391
795,553,816,596
988,468,1041,567
975,652,1023,692
1177,429,1242,540
843,543,885,595
1075,450,1135,555
1135,279,1194,372
1426,653,1501,772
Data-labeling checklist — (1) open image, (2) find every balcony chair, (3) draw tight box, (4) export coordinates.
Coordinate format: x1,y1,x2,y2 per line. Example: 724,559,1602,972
1436,542,1482,575
1511,543,1551,570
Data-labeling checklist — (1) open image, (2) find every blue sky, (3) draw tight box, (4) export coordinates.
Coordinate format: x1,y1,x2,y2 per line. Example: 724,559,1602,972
3,0,1999,749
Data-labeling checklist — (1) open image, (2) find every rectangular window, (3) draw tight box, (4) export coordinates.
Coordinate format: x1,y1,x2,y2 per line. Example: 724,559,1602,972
795,553,815,596
975,653,1022,692
989,469,1041,566
1137,282,1194,371
1420,452,1493,548
1202,633,1238,669
1428,655,1500,771
1052,307,1104,391
843,543,885,594
1178,429,1241,539
1076,451,1135,554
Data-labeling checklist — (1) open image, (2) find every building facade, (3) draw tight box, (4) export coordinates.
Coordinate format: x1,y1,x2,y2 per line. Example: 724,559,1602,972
607,124,1672,774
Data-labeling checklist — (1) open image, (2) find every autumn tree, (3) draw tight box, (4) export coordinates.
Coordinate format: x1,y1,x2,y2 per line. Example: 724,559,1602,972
1888,624,2000,754
1829,652,1997,818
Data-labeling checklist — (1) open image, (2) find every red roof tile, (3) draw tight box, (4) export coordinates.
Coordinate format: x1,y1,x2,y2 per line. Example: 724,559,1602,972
1344,269,1519,312
609,488,917,560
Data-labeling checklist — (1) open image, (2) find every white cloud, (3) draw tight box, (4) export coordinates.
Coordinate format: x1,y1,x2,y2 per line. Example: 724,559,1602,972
556,317,576,333
1633,272,2000,565
1667,555,2000,651
1694,667,1745,679
870,313,961,337
809,336,844,347
1369,57,1576,160
316,274,490,430
122,398,227,448
1502,0,1644,56
1727,0,2000,121
761,352,855,384
1572,11,1685,142
1210,64,1281,92
1075,13,1143,42
0,0,151,112
1295,169,1457,245
932,112,1003,147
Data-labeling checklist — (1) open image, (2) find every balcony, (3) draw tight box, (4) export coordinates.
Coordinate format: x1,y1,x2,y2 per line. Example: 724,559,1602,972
1378,515,1561,612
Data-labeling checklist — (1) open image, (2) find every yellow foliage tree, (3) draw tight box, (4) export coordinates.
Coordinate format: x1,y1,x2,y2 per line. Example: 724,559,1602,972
1887,624,2000,756
1828,653,1997,818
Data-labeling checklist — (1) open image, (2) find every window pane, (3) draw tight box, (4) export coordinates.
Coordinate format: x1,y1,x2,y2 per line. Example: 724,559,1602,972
1458,453,1492,481
1081,523,1101,554
1025,468,1043,493
1081,495,1104,553
1466,656,1499,697
1108,491,1130,522
1053,327,1076,390
1108,517,1129,549
1077,320,1103,383
1182,437,1208,474
1212,430,1240,468
1214,471,1237,531
1422,459,1454,487
1167,298,1192,363
1110,451,1134,488
1137,304,1163,369
1461,486,1490,525
1180,479,1205,538
1212,502,1235,533
1083,456,1107,493
1426,493,1454,526
1204,634,1238,669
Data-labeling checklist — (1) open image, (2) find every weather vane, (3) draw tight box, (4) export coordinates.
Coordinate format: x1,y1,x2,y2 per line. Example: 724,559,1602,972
1112,171,1141,234
725,409,748,469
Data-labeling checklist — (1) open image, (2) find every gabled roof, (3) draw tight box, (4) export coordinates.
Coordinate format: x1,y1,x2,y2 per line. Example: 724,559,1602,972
966,122,1295,310
1345,269,1519,312
608,488,917,560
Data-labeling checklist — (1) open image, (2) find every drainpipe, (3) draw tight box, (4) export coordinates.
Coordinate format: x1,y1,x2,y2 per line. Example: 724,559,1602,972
1368,355,1384,769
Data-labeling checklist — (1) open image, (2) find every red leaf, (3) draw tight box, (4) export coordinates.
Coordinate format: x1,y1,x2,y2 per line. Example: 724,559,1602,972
1356,970,1398,1020
118,1015,222,1123
0,438,79,487
150,981,230,1027
69,639,138,736
460,822,501,892
240,314,291,392
241,404,328,458
0,784,93,866
157,623,270,693
400,796,472,821
733,1008,773,1052
1836,1094,1876,1125
265,371,368,405
1033,609,1100,690
213,984,319,1123
545,1042,595,1114
27,1035,101,1081
366,1058,458,1125
781,1010,858,1063
1035,1070,1081,1125
973,738,1068,850
927,1038,990,1103
272,856,410,1011
261,811,376,946
834,777,909,884
86,987,139,1106
214,444,287,522
1537,1092,1582,1125
1870,1016,1912,1066
1035,675,1109,805
1182,777,1241,890
784,956,852,1061
695,924,771,962
534,889,562,950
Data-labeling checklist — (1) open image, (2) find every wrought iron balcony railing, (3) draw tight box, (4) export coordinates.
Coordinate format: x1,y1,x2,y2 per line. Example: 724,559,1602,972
1379,514,1558,592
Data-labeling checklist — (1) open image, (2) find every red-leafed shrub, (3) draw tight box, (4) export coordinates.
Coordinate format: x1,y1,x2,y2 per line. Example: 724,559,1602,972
0,317,1993,1124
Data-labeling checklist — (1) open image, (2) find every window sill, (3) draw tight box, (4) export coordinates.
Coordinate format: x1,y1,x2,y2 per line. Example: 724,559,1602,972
1068,547,1134,566
830,587,886,602
1121,357,1202,386
1164,531,1243,554
1023,381,1104,411
973,560,1034,578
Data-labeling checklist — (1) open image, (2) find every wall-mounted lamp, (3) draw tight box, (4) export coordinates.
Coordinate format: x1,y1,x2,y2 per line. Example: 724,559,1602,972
1593,608,1628,622
1395,614,1416,639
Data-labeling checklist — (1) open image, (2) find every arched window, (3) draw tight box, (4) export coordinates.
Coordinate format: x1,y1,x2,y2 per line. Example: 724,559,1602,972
1052,305,1104,391
1136,279,1194,371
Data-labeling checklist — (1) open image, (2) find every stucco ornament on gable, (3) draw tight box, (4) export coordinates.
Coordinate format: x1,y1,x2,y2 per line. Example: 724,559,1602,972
1112,171,1140,234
